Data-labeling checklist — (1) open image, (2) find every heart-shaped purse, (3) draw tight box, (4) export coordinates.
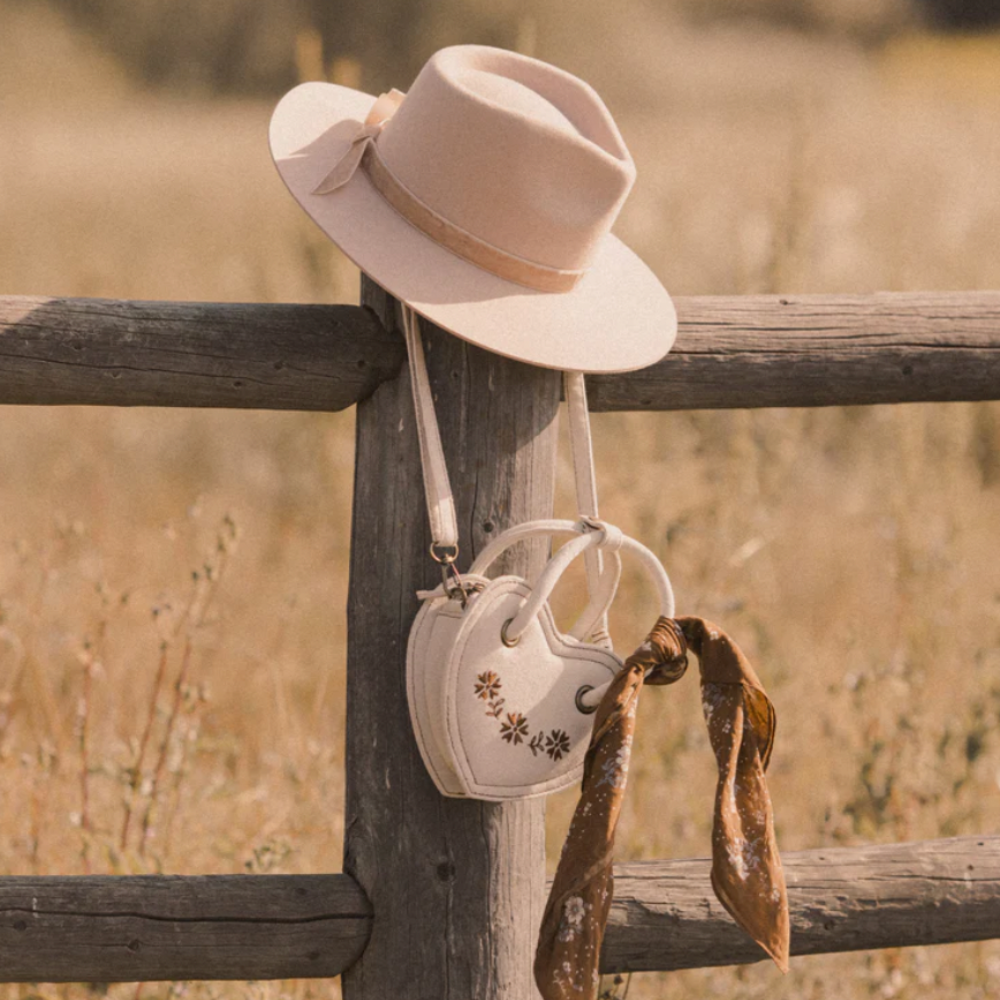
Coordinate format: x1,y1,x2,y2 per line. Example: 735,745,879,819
401,305,675,800
409,520,675,799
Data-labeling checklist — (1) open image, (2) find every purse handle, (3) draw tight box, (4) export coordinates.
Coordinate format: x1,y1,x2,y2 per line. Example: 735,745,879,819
469,519,675,648
403,305,612,645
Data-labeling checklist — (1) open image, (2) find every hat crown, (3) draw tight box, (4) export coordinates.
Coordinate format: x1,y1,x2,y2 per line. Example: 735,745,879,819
376,46,636,273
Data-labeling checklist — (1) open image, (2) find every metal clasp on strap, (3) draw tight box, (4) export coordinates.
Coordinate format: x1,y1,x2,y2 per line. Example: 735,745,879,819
431,542,477,607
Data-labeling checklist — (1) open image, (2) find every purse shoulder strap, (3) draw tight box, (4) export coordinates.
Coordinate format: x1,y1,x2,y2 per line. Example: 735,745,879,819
563,367,609,645
402,305,612,645
403,306,460,554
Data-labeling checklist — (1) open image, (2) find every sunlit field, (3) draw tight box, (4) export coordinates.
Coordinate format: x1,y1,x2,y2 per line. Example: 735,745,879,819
1,2,999,997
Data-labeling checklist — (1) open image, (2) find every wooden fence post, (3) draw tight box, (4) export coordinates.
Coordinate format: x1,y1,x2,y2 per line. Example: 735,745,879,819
343,279,560,999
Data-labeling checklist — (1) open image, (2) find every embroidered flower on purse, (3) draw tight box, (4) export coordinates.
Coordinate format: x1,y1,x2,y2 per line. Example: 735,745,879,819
474,674,573,759
500,712,530,745
544,729,571,761
475,670,507,718
474,670,502,701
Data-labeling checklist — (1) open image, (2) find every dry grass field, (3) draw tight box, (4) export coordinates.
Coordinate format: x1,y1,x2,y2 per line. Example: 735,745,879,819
1,1,999,997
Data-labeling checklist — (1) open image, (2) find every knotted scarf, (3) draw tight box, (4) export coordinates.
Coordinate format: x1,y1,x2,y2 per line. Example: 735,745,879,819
534,616,790,999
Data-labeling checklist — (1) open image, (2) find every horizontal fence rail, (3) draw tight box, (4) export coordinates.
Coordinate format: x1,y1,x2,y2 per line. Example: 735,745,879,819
0,874,372,982
1,292,998,412
602,834,1000,973
0,836,995,982
0,297,400,412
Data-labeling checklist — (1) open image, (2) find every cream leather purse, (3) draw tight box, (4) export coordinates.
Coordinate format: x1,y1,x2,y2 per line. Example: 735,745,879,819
402,306,675,800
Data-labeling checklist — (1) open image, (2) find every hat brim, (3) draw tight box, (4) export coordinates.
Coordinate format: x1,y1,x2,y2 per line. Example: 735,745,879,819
269,82,676,374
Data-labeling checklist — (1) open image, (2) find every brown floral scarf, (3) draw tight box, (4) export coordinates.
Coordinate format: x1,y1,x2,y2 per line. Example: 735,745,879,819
534,616,790,1000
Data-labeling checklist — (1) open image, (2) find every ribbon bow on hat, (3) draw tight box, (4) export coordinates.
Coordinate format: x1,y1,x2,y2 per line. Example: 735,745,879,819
535,616,790,1000
312,88,406,195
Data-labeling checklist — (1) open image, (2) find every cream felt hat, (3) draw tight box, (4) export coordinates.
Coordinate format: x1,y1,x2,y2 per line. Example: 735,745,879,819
269,45,676,373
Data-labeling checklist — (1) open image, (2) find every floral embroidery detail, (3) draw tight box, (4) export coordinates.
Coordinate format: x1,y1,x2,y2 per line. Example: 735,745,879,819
473,670,507,718
545,728,571,761
485,696,506,719
474,670,502,701
500,712,529,745
474,670,574,757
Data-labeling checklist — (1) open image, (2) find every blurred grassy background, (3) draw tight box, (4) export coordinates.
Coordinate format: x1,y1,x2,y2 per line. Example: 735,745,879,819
1,0,999,997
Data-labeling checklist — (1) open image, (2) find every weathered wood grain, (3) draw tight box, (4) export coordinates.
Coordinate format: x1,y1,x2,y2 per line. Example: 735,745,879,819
0,837,994,983
0,295,401,410
588,291,1000,411
602,835,1000,973
1,292,997,411
0,873,371,982
342,279,558,1000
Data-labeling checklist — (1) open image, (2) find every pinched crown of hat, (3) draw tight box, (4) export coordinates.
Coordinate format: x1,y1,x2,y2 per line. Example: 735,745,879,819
270,45,676,373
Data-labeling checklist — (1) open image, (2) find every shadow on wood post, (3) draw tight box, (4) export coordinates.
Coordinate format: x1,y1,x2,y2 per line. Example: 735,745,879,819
343,277,558,999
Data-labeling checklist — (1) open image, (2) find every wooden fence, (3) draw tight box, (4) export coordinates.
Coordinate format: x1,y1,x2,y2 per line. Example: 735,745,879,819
0,283,998,995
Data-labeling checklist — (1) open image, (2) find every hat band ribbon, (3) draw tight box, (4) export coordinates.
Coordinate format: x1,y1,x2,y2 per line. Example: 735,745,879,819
361,144,585,293
311,90,586,293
